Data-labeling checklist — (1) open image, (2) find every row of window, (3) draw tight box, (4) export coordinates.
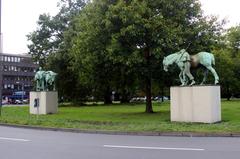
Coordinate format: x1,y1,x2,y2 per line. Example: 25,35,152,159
3,84,31,90
3,65,36,72
3,76,33,82
0,56,23,63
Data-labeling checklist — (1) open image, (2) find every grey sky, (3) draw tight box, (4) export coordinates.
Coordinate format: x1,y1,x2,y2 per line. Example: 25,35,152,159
2,0,240,54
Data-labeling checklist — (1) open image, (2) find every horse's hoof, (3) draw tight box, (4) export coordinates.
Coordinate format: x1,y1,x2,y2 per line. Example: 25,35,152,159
190,81,196,86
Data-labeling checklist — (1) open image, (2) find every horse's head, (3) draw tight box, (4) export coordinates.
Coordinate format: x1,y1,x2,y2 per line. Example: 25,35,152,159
34,73,40,81
163,57,169,72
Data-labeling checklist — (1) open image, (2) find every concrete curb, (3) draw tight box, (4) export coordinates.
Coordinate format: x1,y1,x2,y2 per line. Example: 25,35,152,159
0,123,239,137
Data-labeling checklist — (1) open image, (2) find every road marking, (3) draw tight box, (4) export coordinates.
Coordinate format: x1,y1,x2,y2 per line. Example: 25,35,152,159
0,137,30,142
103,145,205,151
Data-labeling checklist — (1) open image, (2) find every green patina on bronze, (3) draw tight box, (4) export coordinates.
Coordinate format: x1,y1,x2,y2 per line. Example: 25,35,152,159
163,49,219,86
34,67,57,91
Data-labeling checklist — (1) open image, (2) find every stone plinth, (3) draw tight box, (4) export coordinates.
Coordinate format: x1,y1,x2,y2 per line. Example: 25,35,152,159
30,91,58,115
170,86,221,123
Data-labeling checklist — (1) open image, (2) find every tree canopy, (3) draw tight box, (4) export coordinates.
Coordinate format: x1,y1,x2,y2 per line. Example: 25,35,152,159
28,0,236,111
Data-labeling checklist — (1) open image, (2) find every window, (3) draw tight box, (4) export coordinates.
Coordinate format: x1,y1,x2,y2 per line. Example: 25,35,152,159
3,66,7,71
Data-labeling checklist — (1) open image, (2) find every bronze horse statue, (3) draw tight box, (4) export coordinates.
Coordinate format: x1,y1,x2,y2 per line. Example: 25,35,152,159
163,49,219,86
34,67,57,91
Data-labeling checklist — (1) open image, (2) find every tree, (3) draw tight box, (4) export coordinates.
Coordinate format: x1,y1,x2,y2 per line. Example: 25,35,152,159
214,49,237,100
216,25,240,99
70,0,222,112
27,0,86,66
27,0,87,101
226,25,240,57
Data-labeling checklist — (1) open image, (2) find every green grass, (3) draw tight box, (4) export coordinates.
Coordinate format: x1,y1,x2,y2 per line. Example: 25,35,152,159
1,100,240,133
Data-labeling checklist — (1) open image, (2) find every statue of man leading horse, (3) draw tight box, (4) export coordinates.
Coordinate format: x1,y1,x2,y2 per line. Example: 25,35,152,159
34,67,57,91
163,49,219,86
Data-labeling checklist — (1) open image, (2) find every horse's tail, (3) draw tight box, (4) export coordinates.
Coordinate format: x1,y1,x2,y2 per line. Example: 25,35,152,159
211,54,215,65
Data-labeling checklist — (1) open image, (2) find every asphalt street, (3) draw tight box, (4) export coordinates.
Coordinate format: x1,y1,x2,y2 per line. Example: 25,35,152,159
0,126,240,159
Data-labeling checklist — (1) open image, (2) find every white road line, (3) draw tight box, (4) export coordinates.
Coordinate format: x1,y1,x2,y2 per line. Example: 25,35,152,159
0,137,30,142
103,145,205,151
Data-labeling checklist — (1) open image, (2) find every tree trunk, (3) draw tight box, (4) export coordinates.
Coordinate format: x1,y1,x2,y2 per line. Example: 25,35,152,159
145,76,153,113
161,86,164,102
104,87,112,104
120,90,130,103
104,93,112,104
227,84,231,101
144,47,153,113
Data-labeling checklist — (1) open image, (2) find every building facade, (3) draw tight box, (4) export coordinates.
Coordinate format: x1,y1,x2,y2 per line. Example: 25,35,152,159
0,53,38,102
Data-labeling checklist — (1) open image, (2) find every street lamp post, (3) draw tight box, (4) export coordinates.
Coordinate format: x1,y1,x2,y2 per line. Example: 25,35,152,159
0,0,2,53
21,83,24,103
0,0,2,115
16,82,24,104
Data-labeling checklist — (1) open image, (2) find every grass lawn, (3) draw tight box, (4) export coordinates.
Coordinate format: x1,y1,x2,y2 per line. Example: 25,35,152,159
0,100,240,133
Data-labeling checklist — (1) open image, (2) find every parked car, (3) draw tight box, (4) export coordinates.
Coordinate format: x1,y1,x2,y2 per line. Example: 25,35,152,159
22,99,29,104
130,96,146,103
2,100,8,105
154,96,169,102
15,100,23,104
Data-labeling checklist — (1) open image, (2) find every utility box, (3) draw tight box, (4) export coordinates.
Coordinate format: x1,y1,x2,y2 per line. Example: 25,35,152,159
30,91,58,115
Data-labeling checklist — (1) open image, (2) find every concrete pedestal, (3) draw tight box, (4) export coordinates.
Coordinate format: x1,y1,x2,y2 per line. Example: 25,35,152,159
30,91,58,115
170,86,221,123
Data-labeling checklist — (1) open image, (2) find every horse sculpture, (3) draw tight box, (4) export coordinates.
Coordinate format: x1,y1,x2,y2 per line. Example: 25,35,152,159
163,49,219,86
34,67,57,91
45,71,57,91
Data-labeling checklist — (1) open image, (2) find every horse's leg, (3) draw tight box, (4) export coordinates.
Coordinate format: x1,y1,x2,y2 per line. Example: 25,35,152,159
183,71,188,85
206,66,219,85
46,81,48,91
53,82,56,91
36,81,39,91
182,68,190,86
179,71,184,86
42,79,45,91
184,62,195,86
201,68,209,85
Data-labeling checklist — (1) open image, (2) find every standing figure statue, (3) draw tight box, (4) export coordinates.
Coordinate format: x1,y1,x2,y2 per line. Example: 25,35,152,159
163,49,195,86
163,49,219,86
34,67,57,91
34,67,46,91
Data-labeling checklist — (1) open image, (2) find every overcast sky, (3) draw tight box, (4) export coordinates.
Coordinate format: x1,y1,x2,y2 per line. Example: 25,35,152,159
2,0,240,54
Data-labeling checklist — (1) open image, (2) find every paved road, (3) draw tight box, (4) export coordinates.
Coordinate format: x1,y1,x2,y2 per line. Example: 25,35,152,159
0,126,240,159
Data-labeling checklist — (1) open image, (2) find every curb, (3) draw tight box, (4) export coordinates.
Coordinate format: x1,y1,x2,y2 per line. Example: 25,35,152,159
0,123,239,137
